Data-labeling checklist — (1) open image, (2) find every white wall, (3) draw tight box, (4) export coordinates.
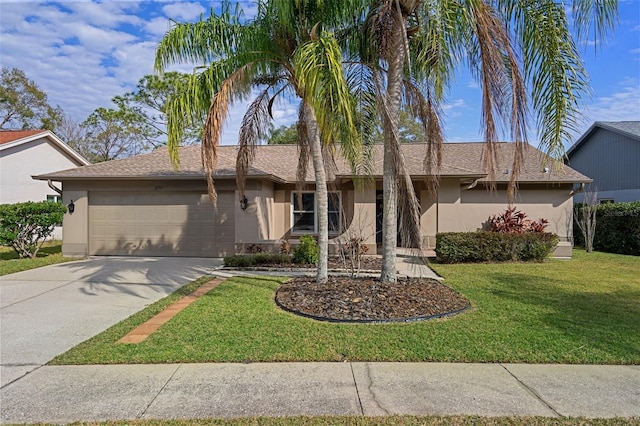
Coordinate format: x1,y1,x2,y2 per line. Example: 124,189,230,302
0,137,82,238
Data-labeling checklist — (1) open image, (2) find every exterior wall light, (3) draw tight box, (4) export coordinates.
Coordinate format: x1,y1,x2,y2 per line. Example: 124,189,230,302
67,200,75,214
240,195,248,211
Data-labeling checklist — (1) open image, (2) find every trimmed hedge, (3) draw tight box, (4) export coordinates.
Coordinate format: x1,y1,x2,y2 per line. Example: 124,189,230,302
435,232,559,263
224,253,292,267
574,201,640,255
593,201,640,255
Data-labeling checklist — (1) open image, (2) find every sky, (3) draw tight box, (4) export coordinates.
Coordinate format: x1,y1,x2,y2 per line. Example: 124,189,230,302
1,0,639,149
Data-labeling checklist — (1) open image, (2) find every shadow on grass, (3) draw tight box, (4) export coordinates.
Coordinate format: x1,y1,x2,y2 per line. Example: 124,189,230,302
489,272,640,358
0,242,62,260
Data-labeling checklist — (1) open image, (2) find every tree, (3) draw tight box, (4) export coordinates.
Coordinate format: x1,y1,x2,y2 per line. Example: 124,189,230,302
267,123,298,145
80,106,152,162
0,67,62,130
0,201,66,259
575,188,599,253
352,0,617,283
116,72,203,147
156,0,363,283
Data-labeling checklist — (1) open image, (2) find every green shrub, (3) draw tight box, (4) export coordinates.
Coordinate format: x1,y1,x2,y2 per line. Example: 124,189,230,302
573,201,640,255
593,201,640,255
0,201,67,258
293,234,319,264
435,232,559,263
224,253,292,267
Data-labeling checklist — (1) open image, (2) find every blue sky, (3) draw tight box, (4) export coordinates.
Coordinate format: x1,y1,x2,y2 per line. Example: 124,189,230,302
1,0,638,149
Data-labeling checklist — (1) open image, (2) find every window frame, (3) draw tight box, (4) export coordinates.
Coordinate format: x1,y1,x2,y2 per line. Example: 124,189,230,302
291,191,342,235
46,194,62,203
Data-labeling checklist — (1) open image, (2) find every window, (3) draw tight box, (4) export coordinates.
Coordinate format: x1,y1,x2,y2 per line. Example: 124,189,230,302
47,195,62,203
291,192,341,234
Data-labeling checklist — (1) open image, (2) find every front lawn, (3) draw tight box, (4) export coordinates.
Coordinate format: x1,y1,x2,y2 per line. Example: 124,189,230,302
51,250,639,365
0,241,75,276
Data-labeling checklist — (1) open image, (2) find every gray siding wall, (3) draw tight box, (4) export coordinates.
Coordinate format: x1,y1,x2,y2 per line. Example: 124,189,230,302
568,128,640,193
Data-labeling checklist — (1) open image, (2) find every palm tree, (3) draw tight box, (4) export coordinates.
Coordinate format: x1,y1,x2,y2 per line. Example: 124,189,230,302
351,0,617,283
154,0,364,283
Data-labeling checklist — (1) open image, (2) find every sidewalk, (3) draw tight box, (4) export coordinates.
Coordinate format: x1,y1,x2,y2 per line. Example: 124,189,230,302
2,362,638,423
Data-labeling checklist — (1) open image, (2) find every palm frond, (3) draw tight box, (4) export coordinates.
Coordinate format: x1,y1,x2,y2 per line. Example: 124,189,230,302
236,89,271,197
293,32,363,176
202,65,251,207
154,1,244,72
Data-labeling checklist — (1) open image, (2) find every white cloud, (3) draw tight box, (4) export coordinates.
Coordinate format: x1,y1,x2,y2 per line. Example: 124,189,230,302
162,2,205,21
146,16,173,37
583,79,640,120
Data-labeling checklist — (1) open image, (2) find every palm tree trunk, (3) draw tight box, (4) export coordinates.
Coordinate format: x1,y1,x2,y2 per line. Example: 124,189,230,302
303,101,329,284
380,14,406,284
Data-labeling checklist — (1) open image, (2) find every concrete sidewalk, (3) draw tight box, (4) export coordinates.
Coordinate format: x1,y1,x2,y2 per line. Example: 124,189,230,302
1,362,639,423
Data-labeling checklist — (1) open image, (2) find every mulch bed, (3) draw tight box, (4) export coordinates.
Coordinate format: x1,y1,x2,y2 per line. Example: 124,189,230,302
275,276,470,323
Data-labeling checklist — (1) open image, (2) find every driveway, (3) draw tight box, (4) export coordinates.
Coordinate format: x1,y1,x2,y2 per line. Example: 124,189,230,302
0,257,223,388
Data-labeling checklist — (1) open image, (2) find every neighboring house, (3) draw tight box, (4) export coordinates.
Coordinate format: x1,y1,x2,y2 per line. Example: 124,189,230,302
34,143,589,259
0,130,90,238
566,121,640,203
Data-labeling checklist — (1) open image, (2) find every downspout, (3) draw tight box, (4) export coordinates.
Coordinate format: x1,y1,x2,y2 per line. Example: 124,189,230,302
570,183,585,196
47,180,62,195
461,178,480,191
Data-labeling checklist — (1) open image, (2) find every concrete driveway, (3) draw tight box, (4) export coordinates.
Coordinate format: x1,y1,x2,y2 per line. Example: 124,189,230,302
0,256,222,388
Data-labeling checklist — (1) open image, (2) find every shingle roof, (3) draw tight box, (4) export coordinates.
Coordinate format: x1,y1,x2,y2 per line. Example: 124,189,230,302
598,121,640,138
0,130,47,144
35,142,590,184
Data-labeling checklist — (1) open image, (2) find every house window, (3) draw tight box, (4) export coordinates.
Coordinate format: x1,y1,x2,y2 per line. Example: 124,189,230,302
47,195,62,203
291,192,341,234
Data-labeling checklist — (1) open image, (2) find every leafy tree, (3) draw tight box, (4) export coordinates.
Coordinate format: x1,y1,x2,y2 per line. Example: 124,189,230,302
0,201,66,259
156,0,363,283
116,72,203,147
350,0,617,282
267,124,298,145
79,106,152,162
0,67,62,130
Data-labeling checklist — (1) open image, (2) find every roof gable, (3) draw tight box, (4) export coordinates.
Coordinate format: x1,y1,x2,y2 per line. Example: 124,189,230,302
567,121,640,158
0,130,90,166
34,142,589,184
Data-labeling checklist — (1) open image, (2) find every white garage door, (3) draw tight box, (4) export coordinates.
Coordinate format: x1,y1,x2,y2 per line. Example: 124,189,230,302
89,191,235,257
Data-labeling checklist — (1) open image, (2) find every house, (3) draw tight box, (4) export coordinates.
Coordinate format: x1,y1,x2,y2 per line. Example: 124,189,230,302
0,130,90,238
566,121,640,203
34,142,589,259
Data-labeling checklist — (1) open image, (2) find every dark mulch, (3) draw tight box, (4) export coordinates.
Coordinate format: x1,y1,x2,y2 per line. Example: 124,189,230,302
275,276,470,323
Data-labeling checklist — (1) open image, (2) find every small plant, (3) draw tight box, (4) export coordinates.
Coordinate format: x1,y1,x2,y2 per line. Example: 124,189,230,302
279,239,291,254
293,234,319,265
245,243,263,254
488,206,548,234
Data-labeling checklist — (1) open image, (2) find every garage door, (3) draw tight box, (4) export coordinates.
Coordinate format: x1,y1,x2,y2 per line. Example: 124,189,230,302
89,191,235,257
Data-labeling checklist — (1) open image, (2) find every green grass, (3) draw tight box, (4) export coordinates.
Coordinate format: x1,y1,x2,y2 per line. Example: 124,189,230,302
60,416,638,426
51,250,639,365
0,241,76,276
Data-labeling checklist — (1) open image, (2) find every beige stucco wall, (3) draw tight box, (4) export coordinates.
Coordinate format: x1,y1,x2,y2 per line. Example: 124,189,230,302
61,177,574,258
418,179,574,257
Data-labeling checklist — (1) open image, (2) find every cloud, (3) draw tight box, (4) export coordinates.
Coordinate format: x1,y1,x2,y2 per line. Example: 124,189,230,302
162,2,205,21
583,79,640,121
